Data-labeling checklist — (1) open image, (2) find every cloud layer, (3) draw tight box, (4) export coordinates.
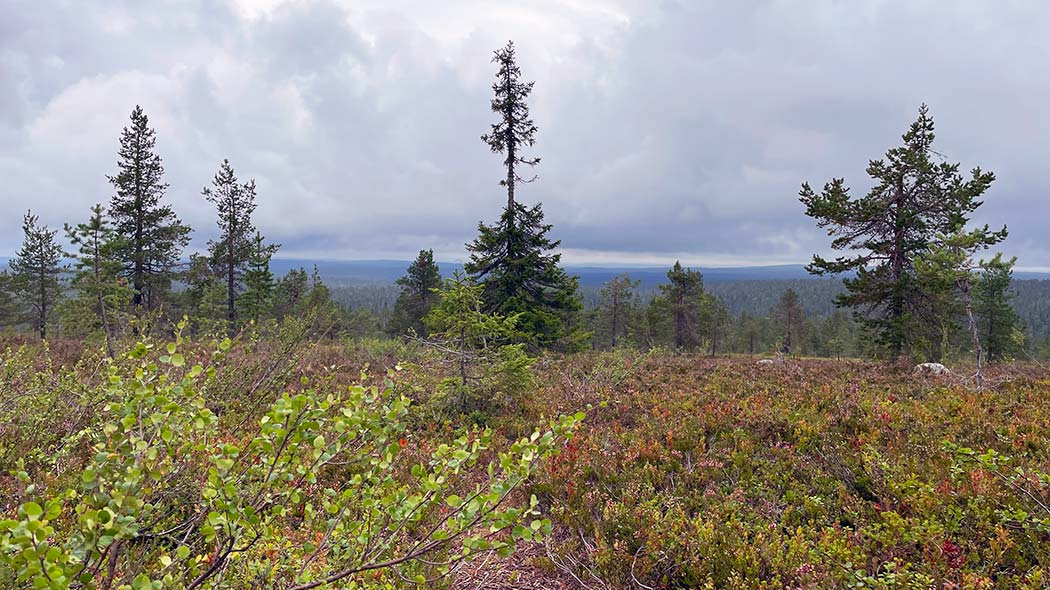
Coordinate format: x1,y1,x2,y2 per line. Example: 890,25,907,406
3,0,1049,267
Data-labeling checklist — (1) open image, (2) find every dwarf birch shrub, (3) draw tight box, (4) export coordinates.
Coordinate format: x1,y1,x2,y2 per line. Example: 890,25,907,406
0,326,582,589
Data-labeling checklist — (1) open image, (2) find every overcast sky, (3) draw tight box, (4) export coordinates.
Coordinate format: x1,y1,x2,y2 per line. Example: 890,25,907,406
3,0,1050,268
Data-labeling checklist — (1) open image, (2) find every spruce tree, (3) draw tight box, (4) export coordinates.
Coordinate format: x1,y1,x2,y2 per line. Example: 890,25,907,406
390,249,442,337
108,105,191,310
10,211,64,339
63,204,132,356
202,159,277,329
659,262,705,351
800,105,1004,357
239,232,277,324
597,274,639,348
466,41,583,350
771,288,805,354
915,228,1007,385
974,254,1022,362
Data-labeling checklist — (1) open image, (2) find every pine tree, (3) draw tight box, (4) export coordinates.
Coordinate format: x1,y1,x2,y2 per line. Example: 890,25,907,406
659,262,705,351
389,249,442,337
771,288,805,355
974,254,1023,362
597,274,639,348
63,204,132,356
466,41,583,349
108,105,191,311
202,159,277,329
10,211,64,339
800,105,1004,357
239,232,277,324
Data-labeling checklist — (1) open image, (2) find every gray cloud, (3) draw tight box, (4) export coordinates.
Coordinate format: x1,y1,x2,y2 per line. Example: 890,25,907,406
2,0,1049,268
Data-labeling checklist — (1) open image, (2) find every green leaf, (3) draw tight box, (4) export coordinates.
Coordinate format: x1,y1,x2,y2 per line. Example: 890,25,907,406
445,495,462,507
171,353,185,367
22,502,43,520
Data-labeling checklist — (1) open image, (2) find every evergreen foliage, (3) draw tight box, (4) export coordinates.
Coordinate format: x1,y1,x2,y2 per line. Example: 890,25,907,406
107,106,191,311
0,272,18,330
974,254,1023,362
771,288,806,354
9,211,64,339
202,159,278,329
801,105,1005,357
596,274,639,348
466,41,583,350
425,272,533,417
482,40,540,211
62,204,132,356
389,249,442,337
658,261,705,351
239,232,277,324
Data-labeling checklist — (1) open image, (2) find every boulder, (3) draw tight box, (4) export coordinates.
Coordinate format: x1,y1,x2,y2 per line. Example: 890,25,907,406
914,362,950,376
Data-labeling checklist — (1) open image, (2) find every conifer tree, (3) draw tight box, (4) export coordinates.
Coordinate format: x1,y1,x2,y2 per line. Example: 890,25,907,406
390,249,442,337
466,41,583,349
659,262,705,351
974,254,1022,362
771,288,805,354
202,159,277,329
10,211,64,339
703,294,730,356
0,272,17,329
482,40,540,212
800,105,1004,357
108,106,191,310
597,274,639,348
239,232,277,324
273,267,309,319
63,204,132,356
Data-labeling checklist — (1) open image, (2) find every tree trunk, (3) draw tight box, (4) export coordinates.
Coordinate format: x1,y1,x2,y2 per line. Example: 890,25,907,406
960,278,984,390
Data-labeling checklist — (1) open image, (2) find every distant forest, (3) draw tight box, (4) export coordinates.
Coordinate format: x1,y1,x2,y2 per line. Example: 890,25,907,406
328,277,1050,346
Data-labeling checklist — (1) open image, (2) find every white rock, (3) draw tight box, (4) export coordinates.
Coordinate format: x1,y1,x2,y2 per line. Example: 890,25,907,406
914,362,950,375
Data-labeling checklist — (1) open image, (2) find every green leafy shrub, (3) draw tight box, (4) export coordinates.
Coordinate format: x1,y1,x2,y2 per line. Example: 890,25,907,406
0,328,582,589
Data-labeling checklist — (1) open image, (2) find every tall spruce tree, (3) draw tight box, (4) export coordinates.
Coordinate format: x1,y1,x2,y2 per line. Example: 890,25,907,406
659,261,705,351
974,254,1022,362
10,211,64,339
465,41,583,350
800,104,1004,357
64,204,132,357
108,105,191,310
390,249,442,337
202,159,277,329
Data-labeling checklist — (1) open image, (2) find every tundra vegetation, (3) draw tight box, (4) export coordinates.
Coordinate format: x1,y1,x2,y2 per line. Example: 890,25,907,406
0,41,1046,590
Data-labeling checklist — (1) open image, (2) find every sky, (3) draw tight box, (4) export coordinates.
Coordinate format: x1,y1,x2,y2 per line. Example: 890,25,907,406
3,0,1050,268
